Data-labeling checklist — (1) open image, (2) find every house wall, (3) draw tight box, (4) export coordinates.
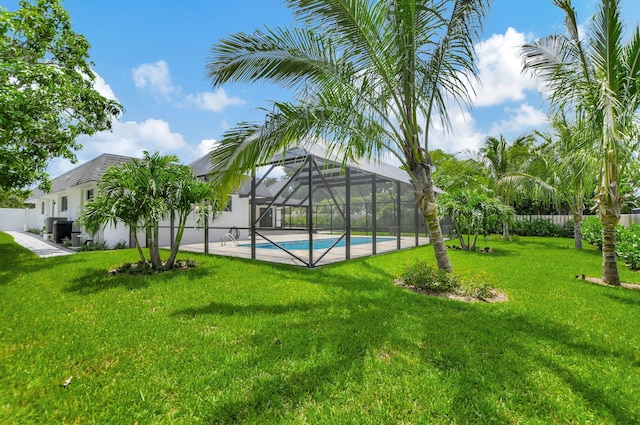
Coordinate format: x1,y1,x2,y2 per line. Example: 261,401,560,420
26,189,253,249
25,183,117,244
157,194,250,247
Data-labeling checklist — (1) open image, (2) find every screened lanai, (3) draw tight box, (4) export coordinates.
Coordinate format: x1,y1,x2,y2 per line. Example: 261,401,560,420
212,143,437,267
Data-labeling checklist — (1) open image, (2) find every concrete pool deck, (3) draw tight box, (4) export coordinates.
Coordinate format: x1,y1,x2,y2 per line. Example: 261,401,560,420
178,233,431,267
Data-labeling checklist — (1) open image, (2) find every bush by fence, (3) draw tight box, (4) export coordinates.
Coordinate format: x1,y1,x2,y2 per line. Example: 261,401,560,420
581,216,640,270
511,218,574,238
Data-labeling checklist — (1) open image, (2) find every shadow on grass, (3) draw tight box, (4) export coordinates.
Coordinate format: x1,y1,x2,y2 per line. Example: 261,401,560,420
172,255,639,423
172,300,324,317
0,249,87,286
602,291,640,307
65,268,151,294
64,262,212,295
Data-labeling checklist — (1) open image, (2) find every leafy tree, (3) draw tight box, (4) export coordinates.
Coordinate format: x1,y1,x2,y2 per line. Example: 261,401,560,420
522,0,640,285
0,188,29,208
473,133,554,239
438,190,513,250
78,152,221,270
431,149,487,193
206,0,492,272
0,0,122,192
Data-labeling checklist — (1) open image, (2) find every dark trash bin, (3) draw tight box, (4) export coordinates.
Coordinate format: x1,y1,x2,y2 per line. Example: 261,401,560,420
52,220,73,243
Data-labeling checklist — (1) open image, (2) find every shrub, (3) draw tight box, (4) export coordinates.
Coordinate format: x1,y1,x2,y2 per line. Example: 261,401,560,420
512,218,567,237
458,274,495,300
617,224,640,270
399,261,457,292
581,216,603,248
113,240,128,250
78,241,109,252
560,220,576,238
399,261,496,300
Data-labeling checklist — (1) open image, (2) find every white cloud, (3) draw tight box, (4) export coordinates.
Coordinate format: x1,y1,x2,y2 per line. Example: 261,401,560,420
47,118,188,177
132,60,177,98
195,138,218,158
92,71,117,101
131,61,246,113
428,108,487,155
488,103,548,135
472,27,537,107
185,88,245,112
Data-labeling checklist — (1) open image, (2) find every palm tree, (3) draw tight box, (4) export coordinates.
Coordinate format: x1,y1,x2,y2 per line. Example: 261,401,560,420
163,165,220,269
205,0,492,272
521,0,640,285
438,189,513,250
475,133,553,239
78,152,220,270
78,162,150,264
535,115,598,249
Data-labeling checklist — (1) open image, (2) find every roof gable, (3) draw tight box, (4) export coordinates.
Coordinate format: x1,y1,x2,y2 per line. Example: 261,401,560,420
30,153,134,198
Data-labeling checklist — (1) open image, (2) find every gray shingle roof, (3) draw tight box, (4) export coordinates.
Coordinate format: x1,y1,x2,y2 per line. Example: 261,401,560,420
188,153,274,198
30,153,134,198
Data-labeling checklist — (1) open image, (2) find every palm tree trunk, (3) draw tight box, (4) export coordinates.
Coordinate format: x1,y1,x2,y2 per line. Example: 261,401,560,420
411,163,453,273
601,213,621,286
502,220,509,239
453,220,466,249
149,224,163,269
165,214,187,269
571,195,584,249
573,218,583,249
471,232,479,251
132,233,148,264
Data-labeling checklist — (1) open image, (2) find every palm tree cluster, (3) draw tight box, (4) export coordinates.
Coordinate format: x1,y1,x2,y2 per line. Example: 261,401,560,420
521,0,640,285
77,152,221,270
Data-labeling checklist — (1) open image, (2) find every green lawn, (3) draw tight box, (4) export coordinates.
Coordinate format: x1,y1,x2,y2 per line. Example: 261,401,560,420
1,232,639,424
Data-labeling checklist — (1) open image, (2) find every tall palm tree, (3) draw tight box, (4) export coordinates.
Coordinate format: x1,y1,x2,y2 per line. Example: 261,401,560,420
205,0,492,272
476,133,553,238
536,115,599,249
522,0,640,285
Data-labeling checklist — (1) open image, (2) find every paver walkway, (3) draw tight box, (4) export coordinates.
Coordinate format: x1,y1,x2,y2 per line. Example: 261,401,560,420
5,231,75,258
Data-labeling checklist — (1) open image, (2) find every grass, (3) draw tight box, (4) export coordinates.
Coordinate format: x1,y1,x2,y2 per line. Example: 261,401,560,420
1,232,639,424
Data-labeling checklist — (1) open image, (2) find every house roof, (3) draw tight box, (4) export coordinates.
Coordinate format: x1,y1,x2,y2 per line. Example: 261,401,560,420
188,153,274,199
29,153,134,198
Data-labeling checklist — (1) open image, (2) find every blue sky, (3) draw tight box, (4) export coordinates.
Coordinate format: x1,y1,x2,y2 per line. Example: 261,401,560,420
6,0,640,175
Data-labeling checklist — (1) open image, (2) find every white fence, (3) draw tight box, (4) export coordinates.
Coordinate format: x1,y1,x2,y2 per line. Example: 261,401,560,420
515,214,640,227
0,208,29,231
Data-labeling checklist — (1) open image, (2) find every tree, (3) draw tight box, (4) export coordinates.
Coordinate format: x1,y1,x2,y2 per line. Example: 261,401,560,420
535,115,598,249
438,190,513,251
0,187,29,208
431,149,487,193
78,152,221,270
0,0,122,192
474,133,554,239
522,0,640,285
206,0,492,272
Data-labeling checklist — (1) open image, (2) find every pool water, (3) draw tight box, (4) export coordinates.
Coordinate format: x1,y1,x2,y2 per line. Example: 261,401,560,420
242,236,396,251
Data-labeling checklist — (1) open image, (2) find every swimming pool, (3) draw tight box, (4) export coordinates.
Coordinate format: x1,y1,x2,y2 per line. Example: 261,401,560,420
242,236,396,251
